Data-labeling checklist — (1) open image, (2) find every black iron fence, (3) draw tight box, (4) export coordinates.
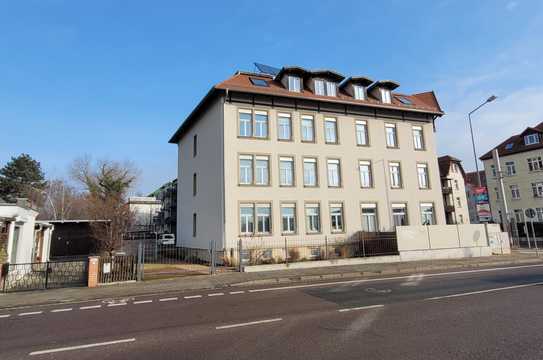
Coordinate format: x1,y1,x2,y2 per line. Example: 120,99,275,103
1,259,88,292
232,231,398,267
98,255,138,284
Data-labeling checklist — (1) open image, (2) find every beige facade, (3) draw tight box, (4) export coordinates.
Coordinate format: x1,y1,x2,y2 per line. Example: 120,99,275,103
482,148,543,224
438,157,470,224
172,68,446,250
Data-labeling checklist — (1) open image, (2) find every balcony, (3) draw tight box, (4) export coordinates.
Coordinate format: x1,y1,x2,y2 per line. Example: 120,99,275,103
444,205,455,213
442,186,452,195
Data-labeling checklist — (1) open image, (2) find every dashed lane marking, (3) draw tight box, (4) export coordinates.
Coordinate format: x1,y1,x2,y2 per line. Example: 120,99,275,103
29,338,136,356
208,293,224,297
107,303,127,307
80,305,102,310
425,281,543,301
184,295,202,299
229,291,245,295
133,300,153,305
0,314,11,318
216,318,283,330
159,297,178,302
51,308,73,313
18,311,43,316
338,304,385,313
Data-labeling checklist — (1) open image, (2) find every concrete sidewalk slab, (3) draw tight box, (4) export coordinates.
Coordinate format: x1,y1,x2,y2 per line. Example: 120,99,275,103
1,253,541,310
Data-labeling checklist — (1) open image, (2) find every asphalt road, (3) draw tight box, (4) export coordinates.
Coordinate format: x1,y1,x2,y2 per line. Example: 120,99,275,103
1,263,543,359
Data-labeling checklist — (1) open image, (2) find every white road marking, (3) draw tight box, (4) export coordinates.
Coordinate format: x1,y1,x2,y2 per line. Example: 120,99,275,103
216,318,282,330
159,297,178,302
184,295,202,299
133,300,153,305
107,302,127,307
401,274,424,287
208,292,224,297
0,314,11,318
29,338,136,356
51,308,72,313
338,304,385,313
80,305,101,310
18,311,43,316
247,264,543,293
425,281,543,301
229,291,245,295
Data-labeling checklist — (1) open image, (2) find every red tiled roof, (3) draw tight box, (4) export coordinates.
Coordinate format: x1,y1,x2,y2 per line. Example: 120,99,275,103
215,72,444,115
480,121,543,160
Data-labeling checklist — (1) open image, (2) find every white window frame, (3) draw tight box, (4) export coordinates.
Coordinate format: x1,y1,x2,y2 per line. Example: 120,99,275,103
239,203,254,235
417,163,429,189
510,185,521,200
277,113,292,141
380,88,392,103
239,155,253,185
420,203,435,225
301,115,315,142
532,182,543,198
325,81,337,97
255,156,270,186
505,161,516,176
389,162,402,188
361,203,378,232
314,79,325,96
288,75,301,92
238,109,252,137
279,156,294,187
329,203,344,233
385,123,398,148
353,85,365,100
524,133,540,145
305,203,321,233
527,157,543,171
359,160,373,188
324,117,338,144
391,203,408,227
412,126,424,150
255,203,272,234
280,203,296,234
355,120,368,146
303,158,318,187
253,110,268,138
327,159,341,187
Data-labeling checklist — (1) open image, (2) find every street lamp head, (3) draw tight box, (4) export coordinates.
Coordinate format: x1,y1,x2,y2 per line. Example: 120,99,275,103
486,95,497,103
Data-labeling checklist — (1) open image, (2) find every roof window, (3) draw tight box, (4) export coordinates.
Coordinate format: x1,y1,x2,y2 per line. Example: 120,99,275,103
249,78,269,87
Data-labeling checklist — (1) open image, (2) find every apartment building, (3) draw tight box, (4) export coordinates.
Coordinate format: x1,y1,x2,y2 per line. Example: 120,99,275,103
169,65,446,250
480,121,543,225
438,156,470,224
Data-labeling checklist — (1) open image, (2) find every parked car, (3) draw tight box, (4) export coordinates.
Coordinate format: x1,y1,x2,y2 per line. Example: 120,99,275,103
159,233,175,245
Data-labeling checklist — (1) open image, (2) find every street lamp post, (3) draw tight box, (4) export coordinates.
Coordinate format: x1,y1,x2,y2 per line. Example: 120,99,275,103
468,95,497,187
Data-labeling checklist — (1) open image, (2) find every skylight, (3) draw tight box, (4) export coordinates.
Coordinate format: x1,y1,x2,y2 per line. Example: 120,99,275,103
505,143,514,150
249,78,269,87
397,96,413,105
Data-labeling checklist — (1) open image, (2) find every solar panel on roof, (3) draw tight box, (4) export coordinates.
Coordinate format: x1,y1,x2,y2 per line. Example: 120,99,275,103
254,63,280,76
250,77,269,87
397,96,413,105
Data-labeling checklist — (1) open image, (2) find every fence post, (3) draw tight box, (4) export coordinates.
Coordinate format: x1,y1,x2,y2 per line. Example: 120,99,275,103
44,261,50,289
137,241,144,281
325,235,328,260
284,237,288,266
209,240,215,275
238,238,243,272
361,232,366,257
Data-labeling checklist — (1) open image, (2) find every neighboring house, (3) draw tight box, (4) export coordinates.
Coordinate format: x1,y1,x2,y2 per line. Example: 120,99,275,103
169,65,446,251
127,196,162,232
480,121,543,227
149,179,177,235
48,220,102,258
465,171,491,223
438,156,470,224
0,200,53,264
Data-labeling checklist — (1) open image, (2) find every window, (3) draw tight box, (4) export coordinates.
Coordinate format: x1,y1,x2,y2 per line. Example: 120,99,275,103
238,110,252,137
420,203,435,225
380,88,392,104
417,163,429,189
392,204,408,227
505,143,514,150
353,85,365,100
494,187,500,200
192,213,197,237
389,162,402,188
359,160,373,188
281,204,296,234
385,123,398,148
510,185,521,199
490,164,497,177
361,204,378,232
279,157,294,186
412,126,424,150
537,208,543,222
527,157,543,171
255,156,270,185
456,197,462,208
254,111,268,138
277,113,292,140
301,115,315,142
355,120,368,146
249,78,269,87
327,159,341,187
505,161,516,176
326,81,337,96
314,79,325,96
305,204,320,233
303,158,318,187
514,209,523,223
193,173,197,196
532,182,543,198
524,133,540,145
239,155,253,185
193,134,198,157
324,117,338,144
454,180,459,190
330,204,344,233
288,76,301,92
256,204,271,234
458,214,464,224
240,204,254,234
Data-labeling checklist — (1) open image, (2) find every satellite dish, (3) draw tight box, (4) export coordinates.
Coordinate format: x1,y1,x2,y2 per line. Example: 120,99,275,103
525,208,536,219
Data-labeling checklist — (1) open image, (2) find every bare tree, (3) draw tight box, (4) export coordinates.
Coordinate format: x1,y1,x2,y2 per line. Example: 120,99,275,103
37,179,89,220
71,157,138,255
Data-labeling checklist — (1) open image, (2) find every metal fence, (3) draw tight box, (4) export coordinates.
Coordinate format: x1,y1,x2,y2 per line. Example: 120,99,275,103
232,231,398,267
1,259,88,292
98,255,138,284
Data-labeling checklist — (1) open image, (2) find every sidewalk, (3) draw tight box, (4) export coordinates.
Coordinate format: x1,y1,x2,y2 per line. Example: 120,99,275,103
1,252,541,310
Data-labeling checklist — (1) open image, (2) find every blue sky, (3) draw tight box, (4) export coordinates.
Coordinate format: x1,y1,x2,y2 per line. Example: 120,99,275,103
1,0,542,193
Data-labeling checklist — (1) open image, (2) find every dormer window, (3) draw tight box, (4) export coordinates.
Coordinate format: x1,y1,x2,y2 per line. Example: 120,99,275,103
380,88,392,104
524,133,540,145
314,79,337,97
353,85,365,100
288,76,301,92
